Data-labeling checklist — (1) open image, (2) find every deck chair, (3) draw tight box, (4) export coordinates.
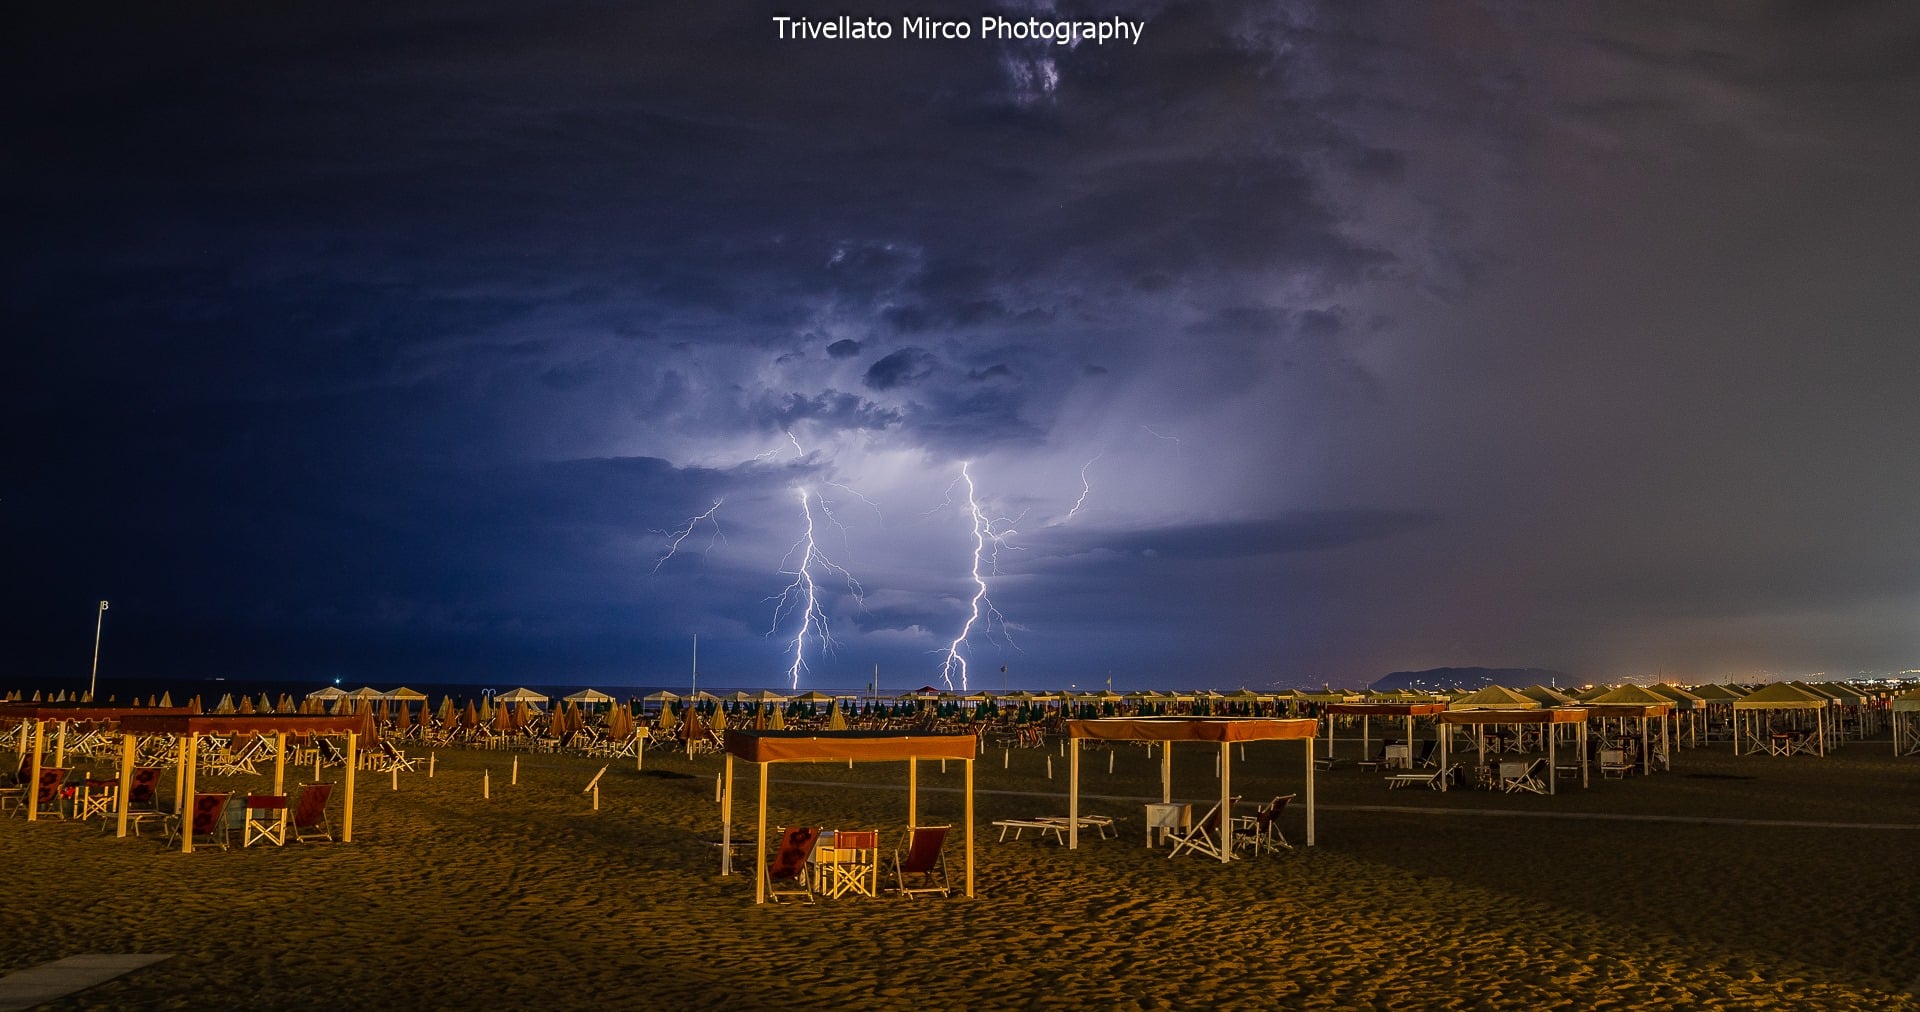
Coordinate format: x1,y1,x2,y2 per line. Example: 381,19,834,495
0,755,30,814
119,766,168,836
19,766,73,820
1501,758,1549,795
821,830,881,899
1233,794,1293,854
314,737,347,768
1599,749,1634,779
1167,796,1238,860
164,792,234,850
1413,739,1440,768
290,782,336,843
892,825,951,898
765,825,821,904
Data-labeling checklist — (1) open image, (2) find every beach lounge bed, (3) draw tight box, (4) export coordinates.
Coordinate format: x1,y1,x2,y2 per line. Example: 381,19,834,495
1387,763,1457,791
1599,749,1635,779
765,825,821,904
892,825,951,898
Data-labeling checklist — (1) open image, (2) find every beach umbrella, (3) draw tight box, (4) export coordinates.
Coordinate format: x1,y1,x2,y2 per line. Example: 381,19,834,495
768,706,786,731
213,693,235,714
237,696,256,715
461,700,478,730
827,700,847,731
681,706,706,752
188,696,203,714
657,702,678,733
710,707,728,732
494,700,515,735
437,696,456,723
394,702,414,735
359,706,380,743
515,701,536,732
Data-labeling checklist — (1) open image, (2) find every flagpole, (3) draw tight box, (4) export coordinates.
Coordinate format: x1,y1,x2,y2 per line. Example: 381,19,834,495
88,600,109,700
691,633,698,698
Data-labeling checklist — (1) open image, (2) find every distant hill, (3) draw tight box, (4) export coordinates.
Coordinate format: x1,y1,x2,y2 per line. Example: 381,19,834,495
1370,667,1573,693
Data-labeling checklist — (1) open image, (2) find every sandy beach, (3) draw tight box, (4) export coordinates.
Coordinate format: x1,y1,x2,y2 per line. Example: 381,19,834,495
4,733,1917,1010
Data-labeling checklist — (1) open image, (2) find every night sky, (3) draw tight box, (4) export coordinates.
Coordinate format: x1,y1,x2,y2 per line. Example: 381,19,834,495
8,3,1920,692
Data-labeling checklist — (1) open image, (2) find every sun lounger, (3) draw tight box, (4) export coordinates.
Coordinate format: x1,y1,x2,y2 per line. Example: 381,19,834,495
1387,762,1457,791
119,766,168,837
1499,758,1549,795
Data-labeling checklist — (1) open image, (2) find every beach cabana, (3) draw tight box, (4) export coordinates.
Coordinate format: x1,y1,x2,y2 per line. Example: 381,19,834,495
0,702,193,821
1062,717,1319,858
1731,682,1828,756
1892,688,1920,757
115,712,365,851
720,729,977,904
1584,685,1676,773
1321,702,1447,764
495,687,548,707
1434,708,1590,792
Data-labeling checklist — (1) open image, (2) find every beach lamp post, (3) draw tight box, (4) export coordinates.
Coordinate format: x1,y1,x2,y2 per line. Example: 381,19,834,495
88,600,109,700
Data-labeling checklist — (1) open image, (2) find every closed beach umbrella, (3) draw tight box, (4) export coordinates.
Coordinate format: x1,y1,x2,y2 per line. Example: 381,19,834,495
828,700,847,731
237,696,256,715
461,700,478,730
494,701,514,735
516,701,536,733
437,696,456,724
657,703,678,733
769,706,786,731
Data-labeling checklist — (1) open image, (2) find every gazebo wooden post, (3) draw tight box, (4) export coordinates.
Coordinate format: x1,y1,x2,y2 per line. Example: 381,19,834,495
1304,737,1316,844
273,731,287,794
720,753,735,875
180,732,199,853
1438,727,1449,793
908,757,919,827
1548,730,1557,795
964,757,975,897
1217,740,1231,863
116,729,137,837
26,720,44,822
342,731,357,842
1580,723,1589,788
55,721,68,767
172,734,189,815
1067,737,1080,850
1160,742,1173,804
755,761,770,904
1361,715,1370,762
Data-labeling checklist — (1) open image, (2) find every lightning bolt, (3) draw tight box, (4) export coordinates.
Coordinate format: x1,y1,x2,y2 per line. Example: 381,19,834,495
768,487,865,689
1141,424,1182,450
1063,454,1100,522
939,462,1017,691
651,498,725,574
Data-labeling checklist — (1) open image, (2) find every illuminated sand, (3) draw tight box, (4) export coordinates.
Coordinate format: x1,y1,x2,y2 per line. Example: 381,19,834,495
3,739,1916,1009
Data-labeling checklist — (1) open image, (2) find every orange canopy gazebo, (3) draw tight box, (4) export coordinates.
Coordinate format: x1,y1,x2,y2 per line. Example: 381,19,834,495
1063,716,1319,857
721,729,977,904
0,702,193,821
116,713,365,852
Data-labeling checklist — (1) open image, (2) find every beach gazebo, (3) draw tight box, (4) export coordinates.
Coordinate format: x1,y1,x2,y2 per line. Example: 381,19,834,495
1062,716,1319,857
115,712,365,851
0,702,193,821
1320,702,1447,763
496,687,548,708
1585,685,1677,772
719,729,977,903
1891,688,1920,757
1434,708,1590,792
1731,682,1829,756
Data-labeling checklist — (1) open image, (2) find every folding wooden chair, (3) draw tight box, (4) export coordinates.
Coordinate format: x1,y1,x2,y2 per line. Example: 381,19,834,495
244,793,290,847
891,825,951,898
119,766,168,837
821,830,880,899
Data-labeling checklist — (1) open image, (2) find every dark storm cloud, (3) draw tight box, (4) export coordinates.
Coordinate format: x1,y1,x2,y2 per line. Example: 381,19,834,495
1032,511,1440,565
9,2,1920,689
862,348,939,391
